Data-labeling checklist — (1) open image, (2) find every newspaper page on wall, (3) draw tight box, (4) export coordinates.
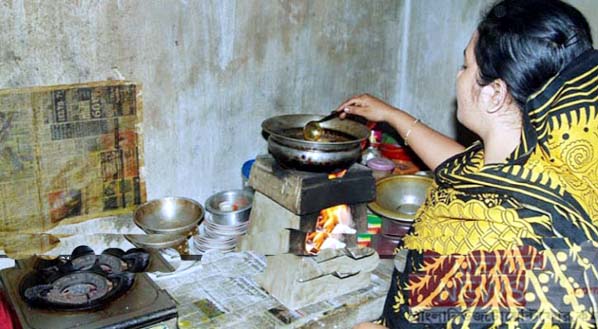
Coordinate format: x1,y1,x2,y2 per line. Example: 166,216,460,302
0,80,145,257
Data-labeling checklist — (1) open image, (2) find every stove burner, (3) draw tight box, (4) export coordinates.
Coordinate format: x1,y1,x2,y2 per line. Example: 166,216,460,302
49,272,111,302
70,253,126,274
19,245,149,311
68,246,149,274
22,271,134,311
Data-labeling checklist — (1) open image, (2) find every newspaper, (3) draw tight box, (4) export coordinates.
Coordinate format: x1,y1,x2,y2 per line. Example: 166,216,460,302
150,250,393,329
0,213,392,328
0,81,145,256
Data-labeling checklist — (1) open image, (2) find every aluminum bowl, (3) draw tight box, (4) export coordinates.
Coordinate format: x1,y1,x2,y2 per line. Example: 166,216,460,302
124,233,188,250
368,175,433,223
205,189,253,225
134,197,204,235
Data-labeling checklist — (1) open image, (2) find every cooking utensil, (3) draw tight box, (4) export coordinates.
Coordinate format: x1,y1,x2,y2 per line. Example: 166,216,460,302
415,170,434,179
124,233,188,250
205,189,253,225
303,111,341,141
192,225,238,254
261,114,370,171
368,175,433,222
134,197,204,235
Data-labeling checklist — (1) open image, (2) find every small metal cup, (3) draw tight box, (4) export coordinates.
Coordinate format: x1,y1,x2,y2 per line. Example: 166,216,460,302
205,189,253,226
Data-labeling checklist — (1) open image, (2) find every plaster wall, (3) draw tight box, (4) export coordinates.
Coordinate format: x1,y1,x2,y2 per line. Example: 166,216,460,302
1,0,598,205
398,0,598,143
0,0,400,203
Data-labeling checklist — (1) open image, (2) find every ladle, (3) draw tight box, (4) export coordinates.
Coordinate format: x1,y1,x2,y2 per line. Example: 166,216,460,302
303,110,341,141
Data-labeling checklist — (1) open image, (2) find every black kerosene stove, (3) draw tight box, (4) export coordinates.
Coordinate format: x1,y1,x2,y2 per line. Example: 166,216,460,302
0,245,177,329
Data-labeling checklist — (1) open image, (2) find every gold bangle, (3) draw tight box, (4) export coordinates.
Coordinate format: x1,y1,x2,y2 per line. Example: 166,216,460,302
403,118,420,146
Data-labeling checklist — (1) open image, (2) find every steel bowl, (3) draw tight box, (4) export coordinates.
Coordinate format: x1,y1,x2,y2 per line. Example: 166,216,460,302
368,175,433,223
205,189,253,226
133,197,204,235
415,170,434,179
124,233,188,250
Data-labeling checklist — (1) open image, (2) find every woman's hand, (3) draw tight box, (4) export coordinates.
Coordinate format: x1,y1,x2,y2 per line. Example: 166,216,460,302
335,93,465,171
336,93,399,123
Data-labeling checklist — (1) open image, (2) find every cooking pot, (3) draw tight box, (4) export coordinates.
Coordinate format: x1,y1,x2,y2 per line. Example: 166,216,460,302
261,114,370,171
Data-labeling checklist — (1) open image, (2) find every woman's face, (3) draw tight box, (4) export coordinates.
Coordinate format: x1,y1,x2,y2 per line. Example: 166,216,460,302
456,33,483,132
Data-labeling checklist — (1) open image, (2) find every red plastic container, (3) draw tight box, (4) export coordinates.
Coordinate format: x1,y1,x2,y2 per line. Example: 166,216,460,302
379,143,411,161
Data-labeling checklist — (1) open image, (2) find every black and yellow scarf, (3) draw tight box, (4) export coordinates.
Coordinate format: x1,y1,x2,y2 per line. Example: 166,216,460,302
380,50,598,328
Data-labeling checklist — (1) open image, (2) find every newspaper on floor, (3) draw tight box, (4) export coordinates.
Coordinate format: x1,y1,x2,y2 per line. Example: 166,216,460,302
149,250,393,329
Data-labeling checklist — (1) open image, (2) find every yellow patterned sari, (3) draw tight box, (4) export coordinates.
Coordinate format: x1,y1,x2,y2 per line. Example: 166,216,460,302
380,50,598,328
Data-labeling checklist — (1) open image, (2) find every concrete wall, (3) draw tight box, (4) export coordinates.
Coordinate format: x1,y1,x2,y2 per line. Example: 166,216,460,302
1,0,597,205
398,0,598,144
0,0,400,204
394,0,492,144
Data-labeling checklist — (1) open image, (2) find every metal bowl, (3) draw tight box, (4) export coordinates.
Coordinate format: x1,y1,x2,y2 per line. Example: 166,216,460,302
134,197,204,235
368,175,433,223
415,170,434,179
205,189,253,225
124,233,187,250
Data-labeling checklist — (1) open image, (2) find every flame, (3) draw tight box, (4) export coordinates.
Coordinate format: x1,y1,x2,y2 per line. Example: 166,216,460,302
327,169,347,180
316,205,345,231
305,204,353,254
305,231,330,254
304,169,353,254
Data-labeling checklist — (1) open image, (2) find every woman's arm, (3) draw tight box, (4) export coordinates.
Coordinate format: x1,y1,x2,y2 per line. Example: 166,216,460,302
337,94,465,171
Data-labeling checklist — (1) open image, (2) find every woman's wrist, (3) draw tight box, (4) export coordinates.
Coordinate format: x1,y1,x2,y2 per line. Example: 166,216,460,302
380,106,403,125
386,108,415,133
403,118,421,146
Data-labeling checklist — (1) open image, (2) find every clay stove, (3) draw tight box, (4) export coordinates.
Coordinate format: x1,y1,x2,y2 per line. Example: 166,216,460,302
238,155,379,309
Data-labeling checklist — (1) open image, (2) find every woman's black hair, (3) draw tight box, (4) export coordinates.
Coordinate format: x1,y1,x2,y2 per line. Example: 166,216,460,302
475,0,593,108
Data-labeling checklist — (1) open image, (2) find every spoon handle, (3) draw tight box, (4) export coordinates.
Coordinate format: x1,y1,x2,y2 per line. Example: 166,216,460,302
317,110,341,123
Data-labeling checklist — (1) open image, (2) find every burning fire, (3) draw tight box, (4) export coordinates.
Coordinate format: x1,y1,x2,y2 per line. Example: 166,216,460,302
305,231,330,254
305,168,354,254
327,169,347,180
305,204,355,254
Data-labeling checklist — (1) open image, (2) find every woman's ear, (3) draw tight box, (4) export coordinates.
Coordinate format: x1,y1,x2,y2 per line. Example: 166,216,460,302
481,79,509,114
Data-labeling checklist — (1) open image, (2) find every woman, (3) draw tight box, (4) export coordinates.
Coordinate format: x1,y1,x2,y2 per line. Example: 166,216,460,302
342,0,598,328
